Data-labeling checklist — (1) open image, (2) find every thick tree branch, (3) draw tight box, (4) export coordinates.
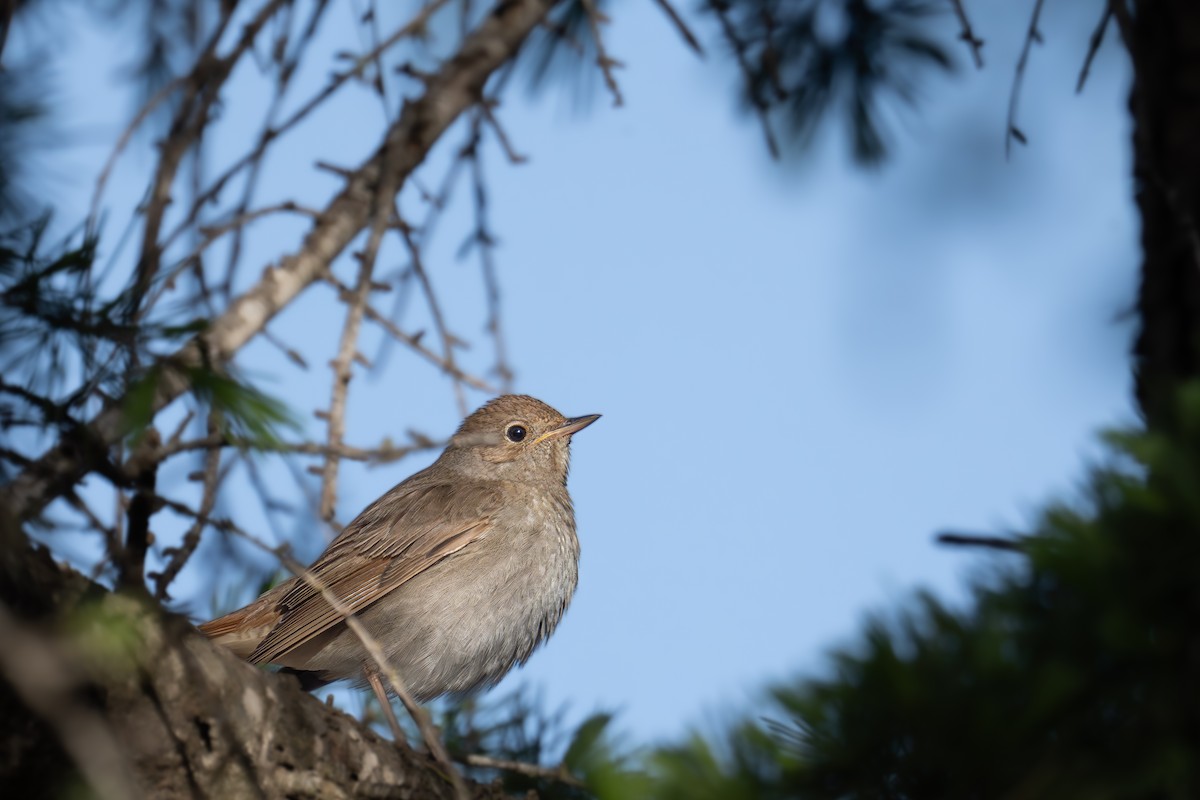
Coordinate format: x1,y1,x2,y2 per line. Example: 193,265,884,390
0,537,505,799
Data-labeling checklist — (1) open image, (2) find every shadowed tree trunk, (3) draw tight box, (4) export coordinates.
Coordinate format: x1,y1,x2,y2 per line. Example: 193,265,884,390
1129,0,1200,425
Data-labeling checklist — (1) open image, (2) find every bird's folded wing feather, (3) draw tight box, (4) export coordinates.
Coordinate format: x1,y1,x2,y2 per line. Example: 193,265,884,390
248,480,501,665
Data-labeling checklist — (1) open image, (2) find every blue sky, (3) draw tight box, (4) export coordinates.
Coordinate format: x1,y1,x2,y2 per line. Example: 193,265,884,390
45,1,1135,744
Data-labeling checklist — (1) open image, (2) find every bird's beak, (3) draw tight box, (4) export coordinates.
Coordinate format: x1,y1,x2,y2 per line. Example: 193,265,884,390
534,414,601,444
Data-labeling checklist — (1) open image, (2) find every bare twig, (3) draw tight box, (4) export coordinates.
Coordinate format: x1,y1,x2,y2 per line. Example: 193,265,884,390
1005,0,1046,158
154,433,443,463
88,74,187,228
947,0,984,68
1106,0,1133,49
936,531,1027,552
1076,4,1113,93
320,208,388,522
149,202,321,310
395,219,469,415
462,753,584,788
218,1,332,300
153,418,222,601
651,0,704,56
466,132,514,393
710,0,780,158
478,99,527,164
579,0,624,107
327,275,500,393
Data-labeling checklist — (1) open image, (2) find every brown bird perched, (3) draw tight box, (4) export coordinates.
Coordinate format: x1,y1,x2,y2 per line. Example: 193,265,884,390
199,395,598,733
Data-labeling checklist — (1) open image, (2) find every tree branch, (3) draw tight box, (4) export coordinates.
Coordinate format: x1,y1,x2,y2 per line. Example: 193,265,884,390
3,0,563,524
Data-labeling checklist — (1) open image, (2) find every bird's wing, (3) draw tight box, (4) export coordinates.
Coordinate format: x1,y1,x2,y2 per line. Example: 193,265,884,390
248,480,501,666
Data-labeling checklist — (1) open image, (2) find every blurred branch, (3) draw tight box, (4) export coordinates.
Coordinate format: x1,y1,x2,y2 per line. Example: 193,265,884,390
1006,0,1046,157
947,0,984,68
579,0,623,106
651,0,704,56
709,0,780,159
119,429,161,590
1075,4,1112,93
936,531,1027,552
152,418,221,601
462,753,584,788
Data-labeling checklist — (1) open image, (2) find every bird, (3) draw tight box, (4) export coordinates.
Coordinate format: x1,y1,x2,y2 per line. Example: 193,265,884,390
199,394,598,734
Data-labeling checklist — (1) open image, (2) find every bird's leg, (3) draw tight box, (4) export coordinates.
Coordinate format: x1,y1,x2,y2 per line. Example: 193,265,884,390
365,667,407,744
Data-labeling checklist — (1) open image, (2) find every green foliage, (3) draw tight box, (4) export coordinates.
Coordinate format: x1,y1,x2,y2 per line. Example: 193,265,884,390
618,387,1200,799
123,362,298,447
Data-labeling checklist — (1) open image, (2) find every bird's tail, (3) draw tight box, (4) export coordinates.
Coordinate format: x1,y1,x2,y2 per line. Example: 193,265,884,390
198,582,290,660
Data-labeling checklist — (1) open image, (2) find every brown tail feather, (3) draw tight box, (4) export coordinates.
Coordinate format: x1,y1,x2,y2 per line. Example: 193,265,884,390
198,585,288,660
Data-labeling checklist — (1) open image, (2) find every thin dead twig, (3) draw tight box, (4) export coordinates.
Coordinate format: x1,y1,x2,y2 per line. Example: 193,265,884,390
318,125,400,522
395,219,469,415
478,99,527,164
150,203,320,310
326,274,499,394
153,418,222,601
936,531,1026,552
463,753,584,788
1076,4,1113,93
579,0,624,107
710,0,780,158
652,0,704,56
466,131,514,393
155,433,443,463
947,0,984,68
1005,0,1046,158
218,0,332,301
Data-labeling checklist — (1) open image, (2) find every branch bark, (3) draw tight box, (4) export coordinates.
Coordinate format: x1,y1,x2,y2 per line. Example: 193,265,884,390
0,530,505,799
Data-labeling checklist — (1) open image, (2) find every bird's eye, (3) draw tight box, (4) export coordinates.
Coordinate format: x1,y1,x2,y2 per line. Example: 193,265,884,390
505,424,527,443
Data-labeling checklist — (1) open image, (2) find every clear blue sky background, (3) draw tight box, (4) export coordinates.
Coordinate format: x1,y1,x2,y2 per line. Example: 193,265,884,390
45,1,1135,743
